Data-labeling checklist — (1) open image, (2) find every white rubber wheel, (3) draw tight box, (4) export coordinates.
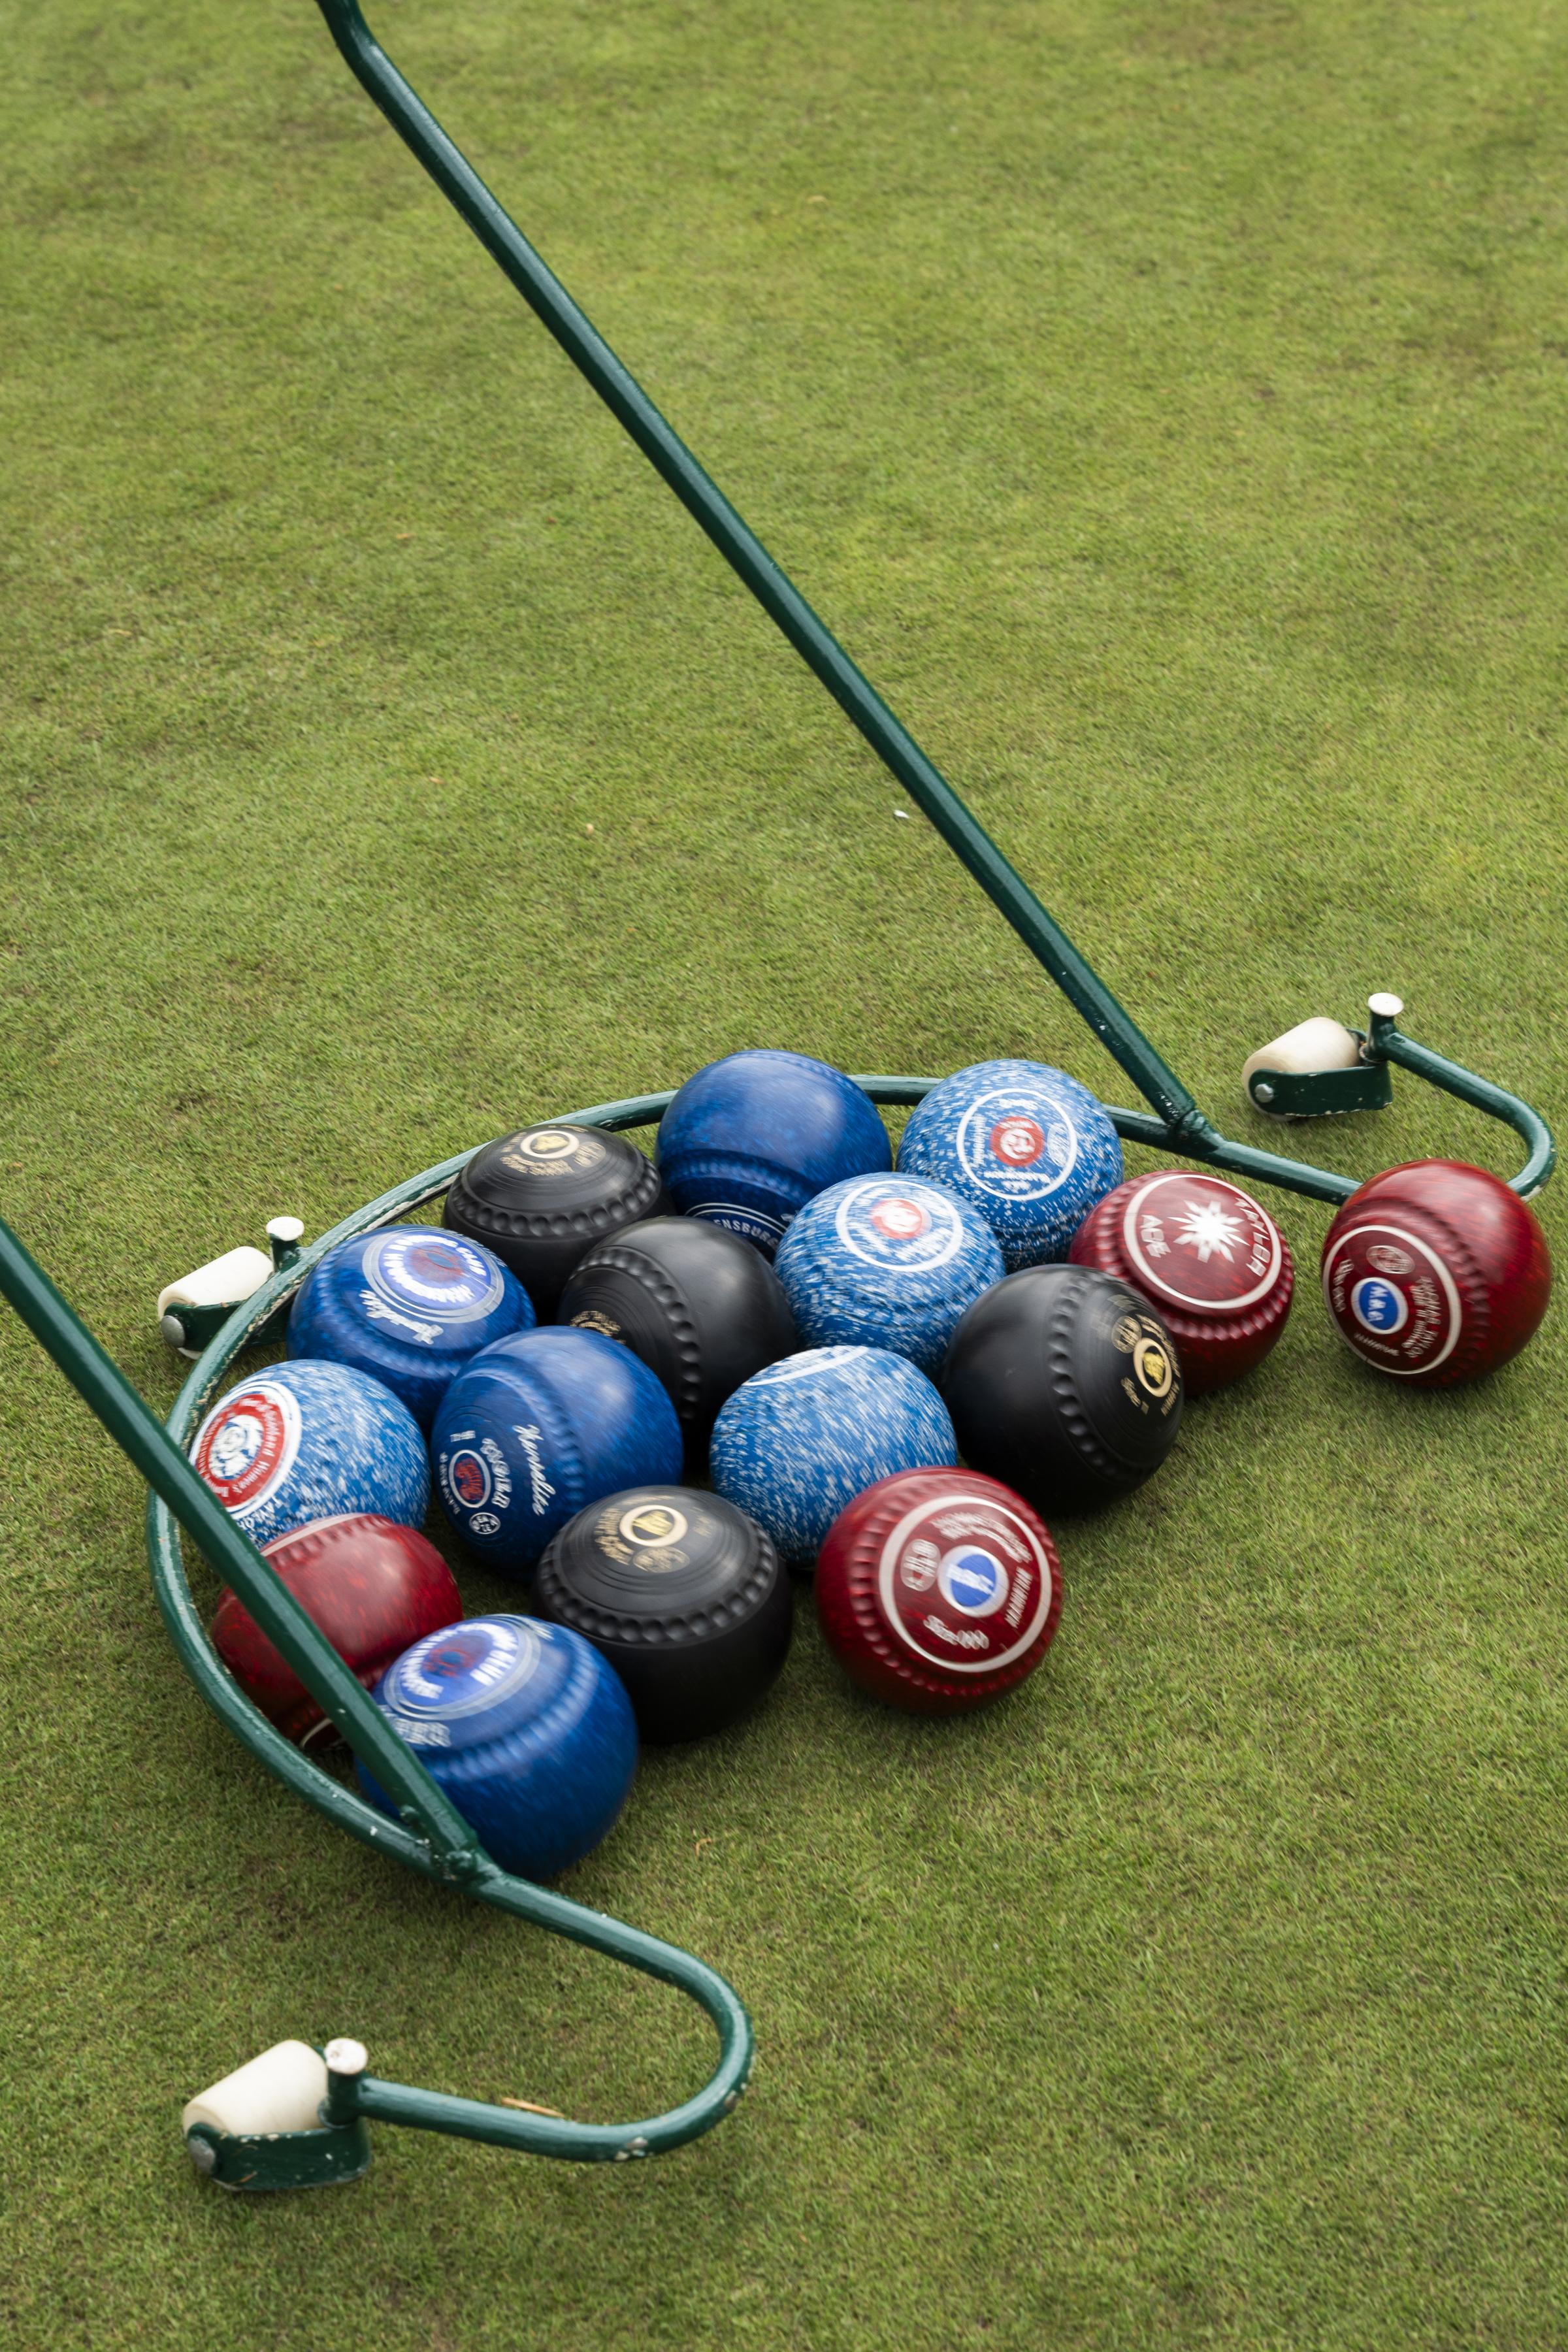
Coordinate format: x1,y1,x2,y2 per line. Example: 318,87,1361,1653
1242,1016,1361,1111
182,2040,327,2140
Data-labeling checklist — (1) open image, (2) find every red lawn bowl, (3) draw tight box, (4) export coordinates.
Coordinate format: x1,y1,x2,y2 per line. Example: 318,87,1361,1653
1069,1169,1293,1395
815,1467,1062,1715
212,1512,463,1744
1321,1158,1552,1388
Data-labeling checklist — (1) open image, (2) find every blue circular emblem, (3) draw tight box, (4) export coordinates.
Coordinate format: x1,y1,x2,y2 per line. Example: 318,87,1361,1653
938,1546,1007,1617
1351,1276,1408,1335
382,1616,542,1722
364,1230,506,1324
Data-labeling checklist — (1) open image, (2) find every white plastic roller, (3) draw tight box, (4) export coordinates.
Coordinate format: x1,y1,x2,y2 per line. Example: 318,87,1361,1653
157,1246,273,1353
1242,1016,1362,1110
182,2040,328,2140
157,1217,303,1357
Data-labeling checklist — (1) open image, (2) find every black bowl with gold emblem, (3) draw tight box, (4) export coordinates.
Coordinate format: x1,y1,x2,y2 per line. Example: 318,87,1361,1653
558,1217,797,1450
444,1123,671,1316
939,1263,1183,1514
532,1486,792,1742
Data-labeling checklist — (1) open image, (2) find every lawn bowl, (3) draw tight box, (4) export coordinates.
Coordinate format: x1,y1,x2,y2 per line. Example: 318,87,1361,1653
655,1051,891,1257
816,1467,1062,1714
212,1513,463,1746
1069,1169,1294,1394
1322,1159,1551,1386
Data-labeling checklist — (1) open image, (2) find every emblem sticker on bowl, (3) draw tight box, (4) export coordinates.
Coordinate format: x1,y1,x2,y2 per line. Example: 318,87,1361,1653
382,1616,542,1720
954,1085,1079,1202
878,1491,1054,1673
1322,1221,1462,1375
191,1380,302,1520
438,1432,513,1520
619,1499,689,1552
499,1128,607,1178
1120,1173,1282,1315
833,1178,966,1273
363,1230,506,1325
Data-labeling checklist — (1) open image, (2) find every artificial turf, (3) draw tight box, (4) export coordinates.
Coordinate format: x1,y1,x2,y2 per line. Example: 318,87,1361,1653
3,0,1567,2342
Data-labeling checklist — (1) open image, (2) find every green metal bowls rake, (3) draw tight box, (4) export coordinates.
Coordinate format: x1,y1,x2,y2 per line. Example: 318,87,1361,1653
0,0,1555,2195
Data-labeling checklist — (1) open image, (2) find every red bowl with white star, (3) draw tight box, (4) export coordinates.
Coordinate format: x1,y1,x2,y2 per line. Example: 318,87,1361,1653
1068,1169,1294,1394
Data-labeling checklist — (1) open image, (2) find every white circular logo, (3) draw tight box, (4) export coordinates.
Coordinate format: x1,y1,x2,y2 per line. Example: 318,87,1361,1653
830,1178,965,1273
387,1616,540,1716
501,1128,605,1174
364,1230,505,1322
617,1501,689,1549
191,1380,303,1520
954,1086,1080,1201
1119,1174,1282,1315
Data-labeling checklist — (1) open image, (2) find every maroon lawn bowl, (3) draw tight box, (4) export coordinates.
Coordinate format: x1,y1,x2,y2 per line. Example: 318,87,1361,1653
1069,1168,1293,1394
815,1468,1062,1715
1320,1158,1552,1388
212,1512,464,1744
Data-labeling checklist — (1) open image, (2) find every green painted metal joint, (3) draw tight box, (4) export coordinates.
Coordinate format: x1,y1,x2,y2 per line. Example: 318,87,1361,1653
1245,1053,1394,1120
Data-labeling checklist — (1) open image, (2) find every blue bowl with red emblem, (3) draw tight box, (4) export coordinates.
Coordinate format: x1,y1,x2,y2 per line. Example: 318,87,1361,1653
359,1613,637,1879
289,1224,534,1431
189,1359,430,1544
896,1058,1122,1268
774,1172,1003,1375
431,1326,683,1575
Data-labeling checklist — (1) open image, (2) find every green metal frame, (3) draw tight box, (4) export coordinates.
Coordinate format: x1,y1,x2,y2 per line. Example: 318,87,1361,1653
0,0,1558,2197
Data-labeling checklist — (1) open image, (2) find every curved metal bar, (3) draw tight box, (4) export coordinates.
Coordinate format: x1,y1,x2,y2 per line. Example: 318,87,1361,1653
1368,1017,1556,1200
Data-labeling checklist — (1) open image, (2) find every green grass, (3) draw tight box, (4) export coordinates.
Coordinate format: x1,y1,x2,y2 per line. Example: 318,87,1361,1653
4,0,1568,2342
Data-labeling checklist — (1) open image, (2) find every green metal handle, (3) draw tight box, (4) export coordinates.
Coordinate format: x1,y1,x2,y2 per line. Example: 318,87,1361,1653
1367,1001,1556,1198
309,0,1203,1140
305,0,1553,1207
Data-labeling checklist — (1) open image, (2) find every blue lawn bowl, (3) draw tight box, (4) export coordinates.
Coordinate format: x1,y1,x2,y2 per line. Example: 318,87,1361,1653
431,1326,683,1575
774,1172,1004,1375
189,1358,429,1545
896,1059,1124,1269
287,1225,534,1431
359,1614,637,1880
655,1050,892,1258
710,1345,957,1569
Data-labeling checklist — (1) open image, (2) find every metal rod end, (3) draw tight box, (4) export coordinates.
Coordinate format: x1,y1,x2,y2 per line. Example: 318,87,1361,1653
267,1216,306,1272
